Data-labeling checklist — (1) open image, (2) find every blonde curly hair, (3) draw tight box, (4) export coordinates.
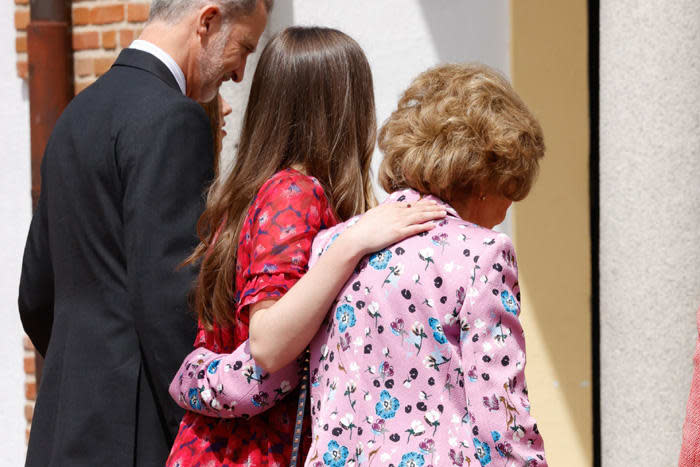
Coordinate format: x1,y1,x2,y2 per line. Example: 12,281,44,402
378,63,544,202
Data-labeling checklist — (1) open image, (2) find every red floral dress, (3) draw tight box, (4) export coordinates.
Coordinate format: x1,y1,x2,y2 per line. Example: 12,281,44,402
166,169,337,467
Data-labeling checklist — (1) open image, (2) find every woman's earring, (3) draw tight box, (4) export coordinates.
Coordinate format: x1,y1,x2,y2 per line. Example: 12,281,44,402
479,194,487,201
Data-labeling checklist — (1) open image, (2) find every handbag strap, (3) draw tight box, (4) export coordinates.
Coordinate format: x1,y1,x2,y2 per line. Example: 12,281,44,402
289,347,310,467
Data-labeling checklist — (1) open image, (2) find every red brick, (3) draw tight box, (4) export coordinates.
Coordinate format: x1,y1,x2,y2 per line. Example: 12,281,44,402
24,404,33,422
74,58,93,77
90,5,124,25
23,356,35,374
15,10,30,30
16,35,27,53
119,29,135,48
23,336,33,351
25,381,36,400
72,7,90,26
94,56,116,76
127,3,150,23
72,31,99,50
17,61,28,79
102,30,117,49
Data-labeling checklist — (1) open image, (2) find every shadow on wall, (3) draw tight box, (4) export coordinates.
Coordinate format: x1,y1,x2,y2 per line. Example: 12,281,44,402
417,0,510,73
219,2,294,170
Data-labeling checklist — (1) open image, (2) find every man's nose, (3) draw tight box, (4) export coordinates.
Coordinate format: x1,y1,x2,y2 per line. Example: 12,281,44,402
232,57,248,83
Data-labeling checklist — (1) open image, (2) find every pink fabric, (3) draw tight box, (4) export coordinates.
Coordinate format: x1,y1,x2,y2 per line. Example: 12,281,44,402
679,306,700,466
303,188,546,466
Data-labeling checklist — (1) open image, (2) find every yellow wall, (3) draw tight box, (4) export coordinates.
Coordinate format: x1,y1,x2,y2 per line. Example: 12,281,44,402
510,1,592,465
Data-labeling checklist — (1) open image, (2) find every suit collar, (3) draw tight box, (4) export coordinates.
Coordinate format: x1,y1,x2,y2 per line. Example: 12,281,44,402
112,48,182,94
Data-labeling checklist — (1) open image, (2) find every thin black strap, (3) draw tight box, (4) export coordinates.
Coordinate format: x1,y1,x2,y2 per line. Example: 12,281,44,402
289,348,310,467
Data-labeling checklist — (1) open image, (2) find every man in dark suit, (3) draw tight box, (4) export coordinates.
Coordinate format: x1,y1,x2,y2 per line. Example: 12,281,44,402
18,1,270,465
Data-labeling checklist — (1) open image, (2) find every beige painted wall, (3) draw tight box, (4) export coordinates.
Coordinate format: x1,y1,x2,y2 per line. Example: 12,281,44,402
510,1,592,465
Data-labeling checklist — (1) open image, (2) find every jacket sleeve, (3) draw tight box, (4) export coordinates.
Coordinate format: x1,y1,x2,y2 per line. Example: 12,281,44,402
119,99,214,437
18,158,55,357
458,234,547,466
169,174,332,418
169,341,302,418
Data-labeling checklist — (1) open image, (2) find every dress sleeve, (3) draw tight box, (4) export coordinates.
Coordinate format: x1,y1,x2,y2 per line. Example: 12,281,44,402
169,173,331,419
237,173,330,311
458,234,547,466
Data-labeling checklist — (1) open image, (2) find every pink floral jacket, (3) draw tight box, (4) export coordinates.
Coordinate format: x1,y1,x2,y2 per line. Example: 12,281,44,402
169,189,547,467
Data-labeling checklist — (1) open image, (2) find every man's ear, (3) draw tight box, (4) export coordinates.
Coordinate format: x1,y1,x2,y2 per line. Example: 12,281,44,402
196,5,221,38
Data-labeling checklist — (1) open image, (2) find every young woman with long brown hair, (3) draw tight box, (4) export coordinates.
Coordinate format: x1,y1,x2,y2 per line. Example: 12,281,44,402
166,27,446,466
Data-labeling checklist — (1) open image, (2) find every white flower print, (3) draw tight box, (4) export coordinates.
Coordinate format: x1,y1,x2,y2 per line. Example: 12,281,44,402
419,248,435,269
412,273,422,284
320,344,329,360
466,286,479,304
200,389,212,402
279,380,291,393
425,410,441,435
475,318,486,329
513,425,525,441
340,413,354,429
410,420,426,435
353,337,363,347
210,398,221,409
444,313,457,326
349,361,360,372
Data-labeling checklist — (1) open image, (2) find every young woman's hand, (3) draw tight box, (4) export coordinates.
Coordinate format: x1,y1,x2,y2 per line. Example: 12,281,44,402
339,199,447,257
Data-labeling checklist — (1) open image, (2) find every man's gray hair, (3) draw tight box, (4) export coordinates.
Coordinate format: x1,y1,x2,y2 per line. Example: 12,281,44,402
149,0,273,24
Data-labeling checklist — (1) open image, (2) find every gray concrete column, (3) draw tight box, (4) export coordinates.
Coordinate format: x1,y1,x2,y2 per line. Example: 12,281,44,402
600,1,700,464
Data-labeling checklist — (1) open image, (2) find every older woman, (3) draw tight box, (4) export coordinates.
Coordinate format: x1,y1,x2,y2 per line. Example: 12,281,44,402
303,63,547,466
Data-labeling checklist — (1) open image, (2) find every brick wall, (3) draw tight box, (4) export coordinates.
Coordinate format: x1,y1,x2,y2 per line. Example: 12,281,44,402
13,0,153,443
14,0,151,94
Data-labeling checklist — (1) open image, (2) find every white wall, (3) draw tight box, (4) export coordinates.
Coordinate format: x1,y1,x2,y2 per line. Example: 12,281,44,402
220,0,510,205
600,1,700,464
0,0,32,464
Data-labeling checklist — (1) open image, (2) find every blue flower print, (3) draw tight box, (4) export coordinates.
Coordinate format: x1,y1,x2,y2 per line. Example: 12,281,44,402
323,440,349,467
207,359,221,374
336,304,357,332
375,390,400,419
473,437,492,466
428,317,447,344
369,249,393,270
187,388,201,410
500,290,518,316
491,430,501,442
398,451,425,467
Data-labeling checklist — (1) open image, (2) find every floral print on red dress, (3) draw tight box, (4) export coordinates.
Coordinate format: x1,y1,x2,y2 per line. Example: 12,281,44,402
166,169,336,467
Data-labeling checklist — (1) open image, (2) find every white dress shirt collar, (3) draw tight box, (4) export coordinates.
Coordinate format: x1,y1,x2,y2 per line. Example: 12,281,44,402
130,39,187,95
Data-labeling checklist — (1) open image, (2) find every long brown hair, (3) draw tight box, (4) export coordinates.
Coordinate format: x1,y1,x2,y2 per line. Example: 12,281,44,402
189,26,377,328
200,94,223,174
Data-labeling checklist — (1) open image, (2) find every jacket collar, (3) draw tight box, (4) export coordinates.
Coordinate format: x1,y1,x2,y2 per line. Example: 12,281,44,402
385,188,461,220
112,48,182,94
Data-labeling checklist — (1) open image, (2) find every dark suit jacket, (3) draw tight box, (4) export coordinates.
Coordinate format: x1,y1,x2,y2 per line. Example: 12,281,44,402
18,48,214,467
